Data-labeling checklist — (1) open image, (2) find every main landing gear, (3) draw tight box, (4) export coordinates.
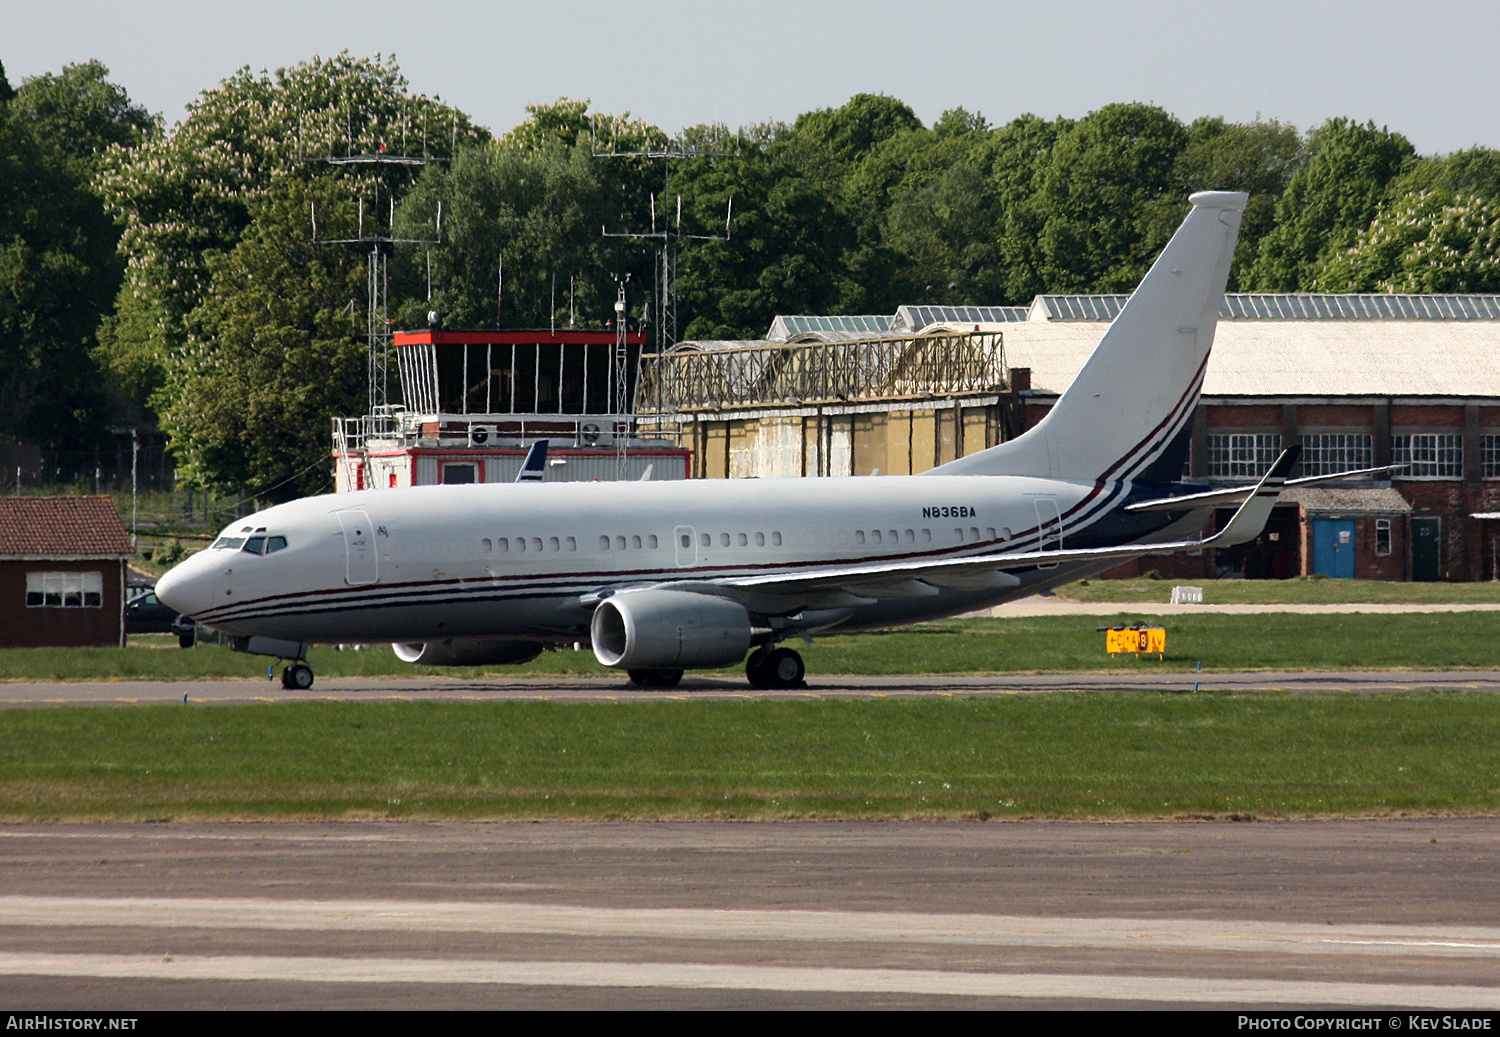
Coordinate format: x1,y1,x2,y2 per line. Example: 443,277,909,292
280,662,314,690
628,668,683,688
746,646,805,690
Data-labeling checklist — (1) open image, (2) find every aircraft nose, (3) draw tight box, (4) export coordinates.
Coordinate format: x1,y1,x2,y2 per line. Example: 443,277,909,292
155,556,212,618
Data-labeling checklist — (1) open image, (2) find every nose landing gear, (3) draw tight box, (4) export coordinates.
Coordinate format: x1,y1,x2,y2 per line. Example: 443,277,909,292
746,646,805,689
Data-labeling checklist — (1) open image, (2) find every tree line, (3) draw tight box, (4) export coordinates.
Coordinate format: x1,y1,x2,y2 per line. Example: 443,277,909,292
4,54,1500,500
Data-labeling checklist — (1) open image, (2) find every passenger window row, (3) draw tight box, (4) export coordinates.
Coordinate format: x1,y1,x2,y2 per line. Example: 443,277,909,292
600,535,660,551
482,536,579,553
692,531,784,548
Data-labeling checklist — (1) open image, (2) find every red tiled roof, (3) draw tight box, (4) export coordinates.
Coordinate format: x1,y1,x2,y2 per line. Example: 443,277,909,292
0,496,134,557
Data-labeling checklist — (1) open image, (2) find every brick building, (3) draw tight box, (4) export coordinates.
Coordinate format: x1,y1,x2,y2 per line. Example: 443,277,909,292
646,294,1500,581
0,497,134,647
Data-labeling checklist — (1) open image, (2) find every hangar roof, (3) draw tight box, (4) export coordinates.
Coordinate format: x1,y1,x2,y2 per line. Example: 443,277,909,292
1002,320,1500,397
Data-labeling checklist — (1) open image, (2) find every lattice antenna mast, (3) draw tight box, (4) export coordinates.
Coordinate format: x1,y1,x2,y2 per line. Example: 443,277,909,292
597,131,734,355
611,273,631,479
308,106,453,415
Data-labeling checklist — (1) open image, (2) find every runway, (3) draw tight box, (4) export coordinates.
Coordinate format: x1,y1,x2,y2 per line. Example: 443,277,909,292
2,820,1499,1009
4,670,1500,705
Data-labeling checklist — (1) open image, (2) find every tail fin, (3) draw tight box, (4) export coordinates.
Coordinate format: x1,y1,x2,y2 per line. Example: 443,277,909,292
932,191,1247,481
516,440,548,482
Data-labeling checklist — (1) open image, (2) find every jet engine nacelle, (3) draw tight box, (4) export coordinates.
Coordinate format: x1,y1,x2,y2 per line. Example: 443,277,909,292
590,589,752,669
392,639,544,667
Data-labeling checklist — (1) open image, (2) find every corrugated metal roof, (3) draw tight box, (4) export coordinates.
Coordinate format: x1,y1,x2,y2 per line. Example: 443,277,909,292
1027,293,1500,322
893,305,1029,331
766,315,894,342
0,497,133,557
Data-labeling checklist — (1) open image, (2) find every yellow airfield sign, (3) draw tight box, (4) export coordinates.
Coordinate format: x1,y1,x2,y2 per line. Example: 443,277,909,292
1104,627,1166,656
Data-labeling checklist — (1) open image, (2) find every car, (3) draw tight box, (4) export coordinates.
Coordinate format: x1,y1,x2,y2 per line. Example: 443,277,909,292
126,589,197,646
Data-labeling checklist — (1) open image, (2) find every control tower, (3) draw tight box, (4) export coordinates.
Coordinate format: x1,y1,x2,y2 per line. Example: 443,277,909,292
331,324,690,490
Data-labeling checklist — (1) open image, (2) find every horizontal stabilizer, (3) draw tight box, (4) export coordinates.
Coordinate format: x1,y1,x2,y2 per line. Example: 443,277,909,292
1125,462,1399,514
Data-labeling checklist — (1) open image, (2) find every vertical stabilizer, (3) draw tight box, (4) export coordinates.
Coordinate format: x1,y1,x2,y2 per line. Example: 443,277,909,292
931,191,1247,481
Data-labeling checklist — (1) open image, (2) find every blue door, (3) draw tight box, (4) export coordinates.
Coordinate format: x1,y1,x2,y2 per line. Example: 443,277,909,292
1313,519,1356,578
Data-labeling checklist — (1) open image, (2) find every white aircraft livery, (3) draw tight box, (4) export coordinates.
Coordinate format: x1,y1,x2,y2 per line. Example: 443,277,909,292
156,191,1349,690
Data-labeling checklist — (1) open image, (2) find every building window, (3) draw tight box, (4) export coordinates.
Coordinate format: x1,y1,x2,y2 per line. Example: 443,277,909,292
1208,434,1281,479
26,572,103,608
1392,434,1462,479
1483,435,1500,479
1301,434,1373,477
1375,519,1392,556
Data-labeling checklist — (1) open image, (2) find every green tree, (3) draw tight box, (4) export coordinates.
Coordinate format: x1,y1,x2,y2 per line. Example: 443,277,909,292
0,61,152,450
96,53,483,400
1167,117,1302,289
1313,189,1500,294
163,178,364,500
1247,118,1415,290
392,141,610,330
1021,103,1188,293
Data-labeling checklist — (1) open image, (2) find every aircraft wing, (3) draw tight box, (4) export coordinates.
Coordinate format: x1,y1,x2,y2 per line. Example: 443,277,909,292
649,448,1301,609
1123,464,1398,514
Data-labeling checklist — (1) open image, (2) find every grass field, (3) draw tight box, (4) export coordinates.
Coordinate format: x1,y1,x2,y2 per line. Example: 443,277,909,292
10,611,1500,682
1,693,1494,822
1056,576,1500,605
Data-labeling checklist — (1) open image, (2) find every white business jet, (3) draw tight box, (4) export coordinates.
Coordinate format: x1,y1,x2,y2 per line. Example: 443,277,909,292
157,191,1358,691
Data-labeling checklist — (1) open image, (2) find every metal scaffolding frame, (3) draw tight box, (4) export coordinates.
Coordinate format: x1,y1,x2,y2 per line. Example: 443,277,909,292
636,331,1006,414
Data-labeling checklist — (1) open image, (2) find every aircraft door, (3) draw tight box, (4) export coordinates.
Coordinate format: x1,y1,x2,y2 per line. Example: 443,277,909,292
674,525,697,567
337,509,380,585
1034,497,1062,568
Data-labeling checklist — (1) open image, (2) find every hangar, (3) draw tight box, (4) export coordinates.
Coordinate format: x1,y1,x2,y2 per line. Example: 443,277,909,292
637,294,1500,582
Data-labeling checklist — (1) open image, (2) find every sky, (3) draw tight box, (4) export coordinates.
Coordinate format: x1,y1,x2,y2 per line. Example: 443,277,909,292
11,0,1500,156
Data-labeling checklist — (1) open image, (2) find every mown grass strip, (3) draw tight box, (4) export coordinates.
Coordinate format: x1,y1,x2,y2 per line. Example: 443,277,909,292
2,693,1496,821
1056,577,1500,606
9,612,1500,682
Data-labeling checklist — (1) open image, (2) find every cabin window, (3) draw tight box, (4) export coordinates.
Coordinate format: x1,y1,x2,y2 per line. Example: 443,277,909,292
600,536,610,550
755,532,765,547
26,571,103,608
680,534,691,549
631,535,642,549
647,535,658,549
904,529,914,543
566,537,577,551
855,530,865,545
921,529,931,542
615,536,627,550
531,537,544,552
772,532,782,546
481,538,492,553
515,538,526,552
549,537,560,552
737,533,748,547
954,528,964,541
497,537,509,552
700,533,711,547
987,528,996,540
969,527,980,541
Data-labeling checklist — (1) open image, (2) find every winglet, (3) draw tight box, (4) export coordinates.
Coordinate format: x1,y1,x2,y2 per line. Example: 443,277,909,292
516,440,548,483
1203,445,1302,548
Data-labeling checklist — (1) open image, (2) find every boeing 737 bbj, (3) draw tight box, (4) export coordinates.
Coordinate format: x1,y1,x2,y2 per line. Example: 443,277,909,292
157,191,1375,690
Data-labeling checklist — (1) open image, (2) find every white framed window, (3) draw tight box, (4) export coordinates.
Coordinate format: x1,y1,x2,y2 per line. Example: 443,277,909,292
1375,519,1392,556
1392,434,1462,479
1300,434,1373,477
1483,434,1500,479
26,571,103,608
1207,434,1281,479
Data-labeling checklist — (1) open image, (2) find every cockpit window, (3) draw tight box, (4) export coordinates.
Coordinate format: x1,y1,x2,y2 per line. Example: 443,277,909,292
265,536,288,554
243,536,266,554
213,537,246,550
238,535,289,556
